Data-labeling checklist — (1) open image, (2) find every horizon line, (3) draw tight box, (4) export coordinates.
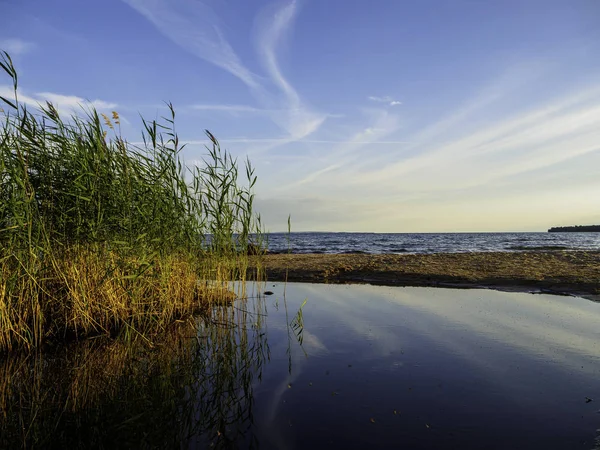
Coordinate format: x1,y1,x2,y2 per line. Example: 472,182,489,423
260,230,551,234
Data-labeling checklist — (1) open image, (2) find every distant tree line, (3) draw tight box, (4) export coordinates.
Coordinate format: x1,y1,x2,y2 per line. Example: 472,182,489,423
548,225,600,232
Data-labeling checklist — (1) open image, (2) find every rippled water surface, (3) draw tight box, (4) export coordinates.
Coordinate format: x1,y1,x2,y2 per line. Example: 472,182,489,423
265,231,600,254
3,283,600,449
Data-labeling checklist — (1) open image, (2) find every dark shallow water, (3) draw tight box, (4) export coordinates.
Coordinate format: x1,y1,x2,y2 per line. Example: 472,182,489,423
3,283,600,449
264,231,600,254
243,283,600,449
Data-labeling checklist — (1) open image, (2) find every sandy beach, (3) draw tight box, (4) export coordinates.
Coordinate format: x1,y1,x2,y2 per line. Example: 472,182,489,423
260,251,600,301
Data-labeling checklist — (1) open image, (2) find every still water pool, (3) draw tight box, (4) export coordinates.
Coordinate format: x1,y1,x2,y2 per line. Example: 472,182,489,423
2,283,600,449
244,283,600,450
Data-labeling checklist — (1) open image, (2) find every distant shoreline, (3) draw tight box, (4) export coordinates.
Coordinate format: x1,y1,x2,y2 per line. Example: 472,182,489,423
548,225,600,232
259,250,600,301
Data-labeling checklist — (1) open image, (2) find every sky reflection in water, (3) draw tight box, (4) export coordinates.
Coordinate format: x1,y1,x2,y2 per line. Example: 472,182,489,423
245,283,600,450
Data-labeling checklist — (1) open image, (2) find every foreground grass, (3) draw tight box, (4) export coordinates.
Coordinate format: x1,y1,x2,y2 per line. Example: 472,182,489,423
0,51,264,352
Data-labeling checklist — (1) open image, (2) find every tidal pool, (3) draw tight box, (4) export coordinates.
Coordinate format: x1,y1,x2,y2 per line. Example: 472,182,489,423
2,283,600,449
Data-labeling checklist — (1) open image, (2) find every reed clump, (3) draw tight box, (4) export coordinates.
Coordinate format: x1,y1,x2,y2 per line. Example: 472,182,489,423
0,51,265,352
0,292,270,448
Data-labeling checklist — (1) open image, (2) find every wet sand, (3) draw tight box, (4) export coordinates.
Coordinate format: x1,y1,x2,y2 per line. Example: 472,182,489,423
260,251,600,301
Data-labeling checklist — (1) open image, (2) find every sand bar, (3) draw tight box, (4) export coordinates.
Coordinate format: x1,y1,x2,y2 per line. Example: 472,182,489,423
260,251,600,301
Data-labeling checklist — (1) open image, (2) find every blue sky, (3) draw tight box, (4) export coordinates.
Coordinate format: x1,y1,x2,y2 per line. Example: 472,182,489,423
2,0,600,232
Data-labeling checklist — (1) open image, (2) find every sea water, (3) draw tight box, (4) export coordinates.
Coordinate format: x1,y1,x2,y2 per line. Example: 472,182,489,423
264,231,600,254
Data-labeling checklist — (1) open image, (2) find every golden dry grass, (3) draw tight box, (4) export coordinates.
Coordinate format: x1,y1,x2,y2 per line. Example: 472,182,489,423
0,248,255,353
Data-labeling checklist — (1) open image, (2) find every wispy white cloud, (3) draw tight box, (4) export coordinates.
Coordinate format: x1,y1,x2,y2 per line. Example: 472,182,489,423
368,96,390,102
36,92,117,111
0,85,117,115
122,0,260,89
179,137,412,145
0,38,35,55
189,104,341,121
257,1,301,106
368,95,402,106
254,0,327,139
124,0,326,142
282,108,403,188
357,83,600,189
190,104,264,114
313,63,552,191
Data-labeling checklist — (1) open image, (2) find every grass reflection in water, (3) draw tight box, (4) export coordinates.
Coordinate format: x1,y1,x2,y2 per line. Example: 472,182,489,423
0,284,270,449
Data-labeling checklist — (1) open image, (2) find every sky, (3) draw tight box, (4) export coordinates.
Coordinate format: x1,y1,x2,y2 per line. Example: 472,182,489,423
1,0,600,232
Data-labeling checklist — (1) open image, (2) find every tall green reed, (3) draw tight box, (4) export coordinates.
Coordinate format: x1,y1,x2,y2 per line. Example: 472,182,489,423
0,50,265,352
